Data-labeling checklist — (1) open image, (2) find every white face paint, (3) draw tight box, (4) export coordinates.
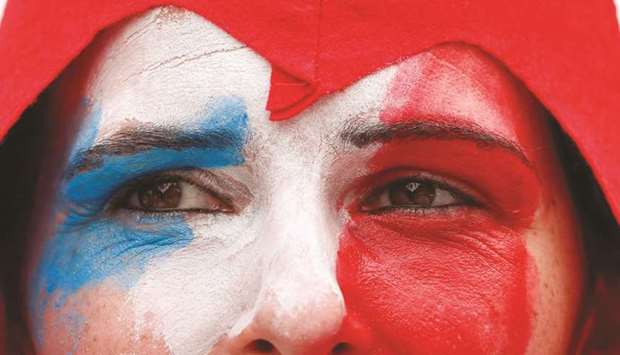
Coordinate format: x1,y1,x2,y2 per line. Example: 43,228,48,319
29,7,391,354
27,6,585,355
111,10,395,354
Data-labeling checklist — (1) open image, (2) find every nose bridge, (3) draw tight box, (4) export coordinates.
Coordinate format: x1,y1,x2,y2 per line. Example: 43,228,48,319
221,161,348,354
260,169,345,334
265,151,341,285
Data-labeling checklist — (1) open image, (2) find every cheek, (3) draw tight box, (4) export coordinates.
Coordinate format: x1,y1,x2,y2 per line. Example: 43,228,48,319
36,282,169,353
335,54,539,354
30,214,194,305
336,214,534,354
28,214,194,350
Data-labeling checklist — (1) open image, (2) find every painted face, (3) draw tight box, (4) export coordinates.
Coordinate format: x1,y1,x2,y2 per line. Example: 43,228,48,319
26,7,585,355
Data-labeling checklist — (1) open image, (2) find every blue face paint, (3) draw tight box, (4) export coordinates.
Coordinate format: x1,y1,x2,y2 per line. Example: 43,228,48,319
31,96,249,343
64,147,242,206
64,96,248,207
37,215,195,299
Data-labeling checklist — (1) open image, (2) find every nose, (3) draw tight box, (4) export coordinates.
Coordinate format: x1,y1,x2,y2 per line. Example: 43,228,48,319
229,308,376,355
222,232,350,354
229,279,349,355
214,181,373,354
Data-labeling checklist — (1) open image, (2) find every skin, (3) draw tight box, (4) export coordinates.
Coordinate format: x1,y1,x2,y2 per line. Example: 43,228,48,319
25,7,585,355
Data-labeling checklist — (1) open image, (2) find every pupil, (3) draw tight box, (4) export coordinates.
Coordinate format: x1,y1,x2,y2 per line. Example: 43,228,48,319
389,180,436,207
138,180,182,209
410,182,436,207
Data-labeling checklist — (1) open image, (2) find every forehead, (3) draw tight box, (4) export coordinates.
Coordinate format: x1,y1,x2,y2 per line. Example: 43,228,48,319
53,7,541,153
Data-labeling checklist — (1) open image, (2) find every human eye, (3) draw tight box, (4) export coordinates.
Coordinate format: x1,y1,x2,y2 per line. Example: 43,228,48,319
111,173,235,214
358,174,476,214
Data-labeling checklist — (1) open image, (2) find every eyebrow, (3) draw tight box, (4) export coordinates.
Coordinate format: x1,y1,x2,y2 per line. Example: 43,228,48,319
66,124,243,177
339,120,529,163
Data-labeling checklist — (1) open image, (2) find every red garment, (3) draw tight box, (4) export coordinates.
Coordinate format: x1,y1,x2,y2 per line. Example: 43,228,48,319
0,0,619,221
3,0,619,221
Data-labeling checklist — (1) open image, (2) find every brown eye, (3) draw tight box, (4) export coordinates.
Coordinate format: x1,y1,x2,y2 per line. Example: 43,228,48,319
122,177,233,213
389,181,436,208
360,179,461,212
137,180,182,210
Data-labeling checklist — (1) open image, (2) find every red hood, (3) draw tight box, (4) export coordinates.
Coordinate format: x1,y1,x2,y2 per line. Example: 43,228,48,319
0,0,619,221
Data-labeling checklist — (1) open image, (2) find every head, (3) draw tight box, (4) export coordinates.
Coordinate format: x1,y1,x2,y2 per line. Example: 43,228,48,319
14,6,606,354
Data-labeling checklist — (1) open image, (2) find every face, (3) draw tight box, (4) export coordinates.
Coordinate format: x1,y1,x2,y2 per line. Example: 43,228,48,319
26,7,585,355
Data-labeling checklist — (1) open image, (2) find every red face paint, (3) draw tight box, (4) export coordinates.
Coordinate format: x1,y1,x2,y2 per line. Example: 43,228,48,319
336,51,542,354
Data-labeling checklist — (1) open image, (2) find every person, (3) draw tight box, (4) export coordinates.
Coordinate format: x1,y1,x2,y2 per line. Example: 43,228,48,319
0,1,618,354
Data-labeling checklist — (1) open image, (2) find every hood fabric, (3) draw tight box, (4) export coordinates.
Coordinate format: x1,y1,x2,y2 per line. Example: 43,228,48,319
0,1,619,222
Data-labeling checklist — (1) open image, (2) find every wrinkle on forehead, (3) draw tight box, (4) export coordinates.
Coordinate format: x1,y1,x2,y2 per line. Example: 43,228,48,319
428,44,509,91
99,7,247,76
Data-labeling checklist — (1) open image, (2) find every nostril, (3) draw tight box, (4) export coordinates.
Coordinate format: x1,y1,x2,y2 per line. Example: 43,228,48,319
246,339,276,353
332,342,352,354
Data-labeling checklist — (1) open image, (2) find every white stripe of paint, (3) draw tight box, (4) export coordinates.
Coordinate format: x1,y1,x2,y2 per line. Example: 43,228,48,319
0,0,6,22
